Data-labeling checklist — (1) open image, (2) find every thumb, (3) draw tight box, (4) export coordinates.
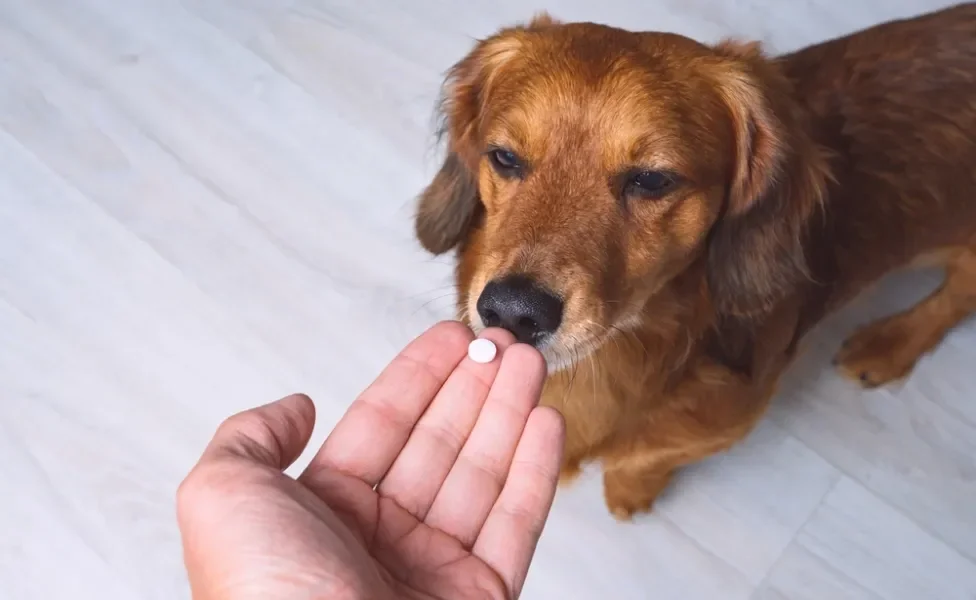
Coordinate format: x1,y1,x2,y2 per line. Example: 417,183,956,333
200,393,317,471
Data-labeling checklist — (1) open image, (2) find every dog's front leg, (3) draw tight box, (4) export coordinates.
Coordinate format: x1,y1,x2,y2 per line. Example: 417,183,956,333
598,360,779,520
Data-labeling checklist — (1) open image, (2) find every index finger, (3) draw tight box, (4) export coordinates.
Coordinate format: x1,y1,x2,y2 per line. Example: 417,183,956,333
300,320,474,486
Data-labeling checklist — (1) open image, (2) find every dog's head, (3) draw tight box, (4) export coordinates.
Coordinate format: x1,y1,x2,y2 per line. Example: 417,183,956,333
416,15,827,370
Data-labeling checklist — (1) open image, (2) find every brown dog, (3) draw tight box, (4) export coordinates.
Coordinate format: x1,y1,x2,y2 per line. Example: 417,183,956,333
413,4,976,519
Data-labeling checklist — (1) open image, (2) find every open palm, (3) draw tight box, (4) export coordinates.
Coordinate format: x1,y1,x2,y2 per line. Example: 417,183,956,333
177,322,565,600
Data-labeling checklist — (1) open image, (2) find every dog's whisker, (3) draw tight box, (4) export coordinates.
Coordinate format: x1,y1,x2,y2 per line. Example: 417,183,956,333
407,293,460,318
405,284,461,299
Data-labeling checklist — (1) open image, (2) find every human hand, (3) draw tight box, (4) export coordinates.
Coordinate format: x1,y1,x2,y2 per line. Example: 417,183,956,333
176,321,565,600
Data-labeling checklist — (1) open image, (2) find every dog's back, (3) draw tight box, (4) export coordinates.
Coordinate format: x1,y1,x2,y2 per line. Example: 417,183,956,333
782,3,976,317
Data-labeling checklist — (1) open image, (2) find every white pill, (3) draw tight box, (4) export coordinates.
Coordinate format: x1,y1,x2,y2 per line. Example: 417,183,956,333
467,338,498,364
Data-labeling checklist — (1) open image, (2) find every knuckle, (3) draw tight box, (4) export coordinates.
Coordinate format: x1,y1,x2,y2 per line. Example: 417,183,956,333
175,469,213,518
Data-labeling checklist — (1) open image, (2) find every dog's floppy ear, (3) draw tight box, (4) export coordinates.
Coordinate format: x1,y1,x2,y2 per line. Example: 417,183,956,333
415,15,555,255
414,51,484,255
415,149,480,255
705,41,830,319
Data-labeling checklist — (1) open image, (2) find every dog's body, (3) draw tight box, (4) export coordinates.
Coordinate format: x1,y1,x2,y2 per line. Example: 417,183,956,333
414,4,976,519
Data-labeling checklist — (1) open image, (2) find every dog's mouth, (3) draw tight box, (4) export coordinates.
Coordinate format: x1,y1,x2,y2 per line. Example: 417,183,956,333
541,312,647,373
463,272,647,372
467,322,604,373
466,302,641,374
536,335,601,374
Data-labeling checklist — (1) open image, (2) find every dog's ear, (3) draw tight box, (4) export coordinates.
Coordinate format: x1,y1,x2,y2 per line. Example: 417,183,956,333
415,149,481,255
416,17,554,255
705,41,830,319
414,50,484,255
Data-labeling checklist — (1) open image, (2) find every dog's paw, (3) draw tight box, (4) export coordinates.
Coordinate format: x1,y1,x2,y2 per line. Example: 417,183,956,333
834,318,920,387
557,459,583,486
605,492,656,522
603,469,672,521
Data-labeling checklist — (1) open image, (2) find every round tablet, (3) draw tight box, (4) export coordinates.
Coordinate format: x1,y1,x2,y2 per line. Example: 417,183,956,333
467,338,498,363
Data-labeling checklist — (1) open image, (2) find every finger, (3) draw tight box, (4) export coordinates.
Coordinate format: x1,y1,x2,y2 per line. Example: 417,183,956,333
199,393,316,470
472,407,565,599
423,343,547,547
300,320,473,487
377,328,516,519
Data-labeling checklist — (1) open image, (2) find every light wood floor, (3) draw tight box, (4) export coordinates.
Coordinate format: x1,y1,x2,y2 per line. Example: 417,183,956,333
1,0,974,598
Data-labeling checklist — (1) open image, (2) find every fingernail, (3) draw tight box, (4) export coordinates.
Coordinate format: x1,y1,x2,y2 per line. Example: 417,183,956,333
467,338,497,363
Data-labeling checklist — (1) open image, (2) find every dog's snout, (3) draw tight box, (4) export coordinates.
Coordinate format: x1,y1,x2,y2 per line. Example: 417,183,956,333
476,275,564,345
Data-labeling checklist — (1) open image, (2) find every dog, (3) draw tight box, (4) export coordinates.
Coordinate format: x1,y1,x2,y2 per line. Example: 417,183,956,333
413,4,976,519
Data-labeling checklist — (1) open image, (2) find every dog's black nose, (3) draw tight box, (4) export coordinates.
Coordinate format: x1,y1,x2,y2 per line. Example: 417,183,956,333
476,275,563,345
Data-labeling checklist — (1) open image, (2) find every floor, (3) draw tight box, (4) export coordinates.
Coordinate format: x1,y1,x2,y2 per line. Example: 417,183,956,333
1,0,974,598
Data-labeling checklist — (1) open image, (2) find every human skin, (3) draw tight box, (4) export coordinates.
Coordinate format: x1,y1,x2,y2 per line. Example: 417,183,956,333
176,322,566,600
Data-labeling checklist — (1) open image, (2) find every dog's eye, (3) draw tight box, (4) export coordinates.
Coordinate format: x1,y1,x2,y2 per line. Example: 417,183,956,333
625,170,677,199
488,148,522,177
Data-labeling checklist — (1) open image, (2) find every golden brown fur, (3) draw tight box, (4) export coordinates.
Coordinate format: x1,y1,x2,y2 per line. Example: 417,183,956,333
414,4,976,519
